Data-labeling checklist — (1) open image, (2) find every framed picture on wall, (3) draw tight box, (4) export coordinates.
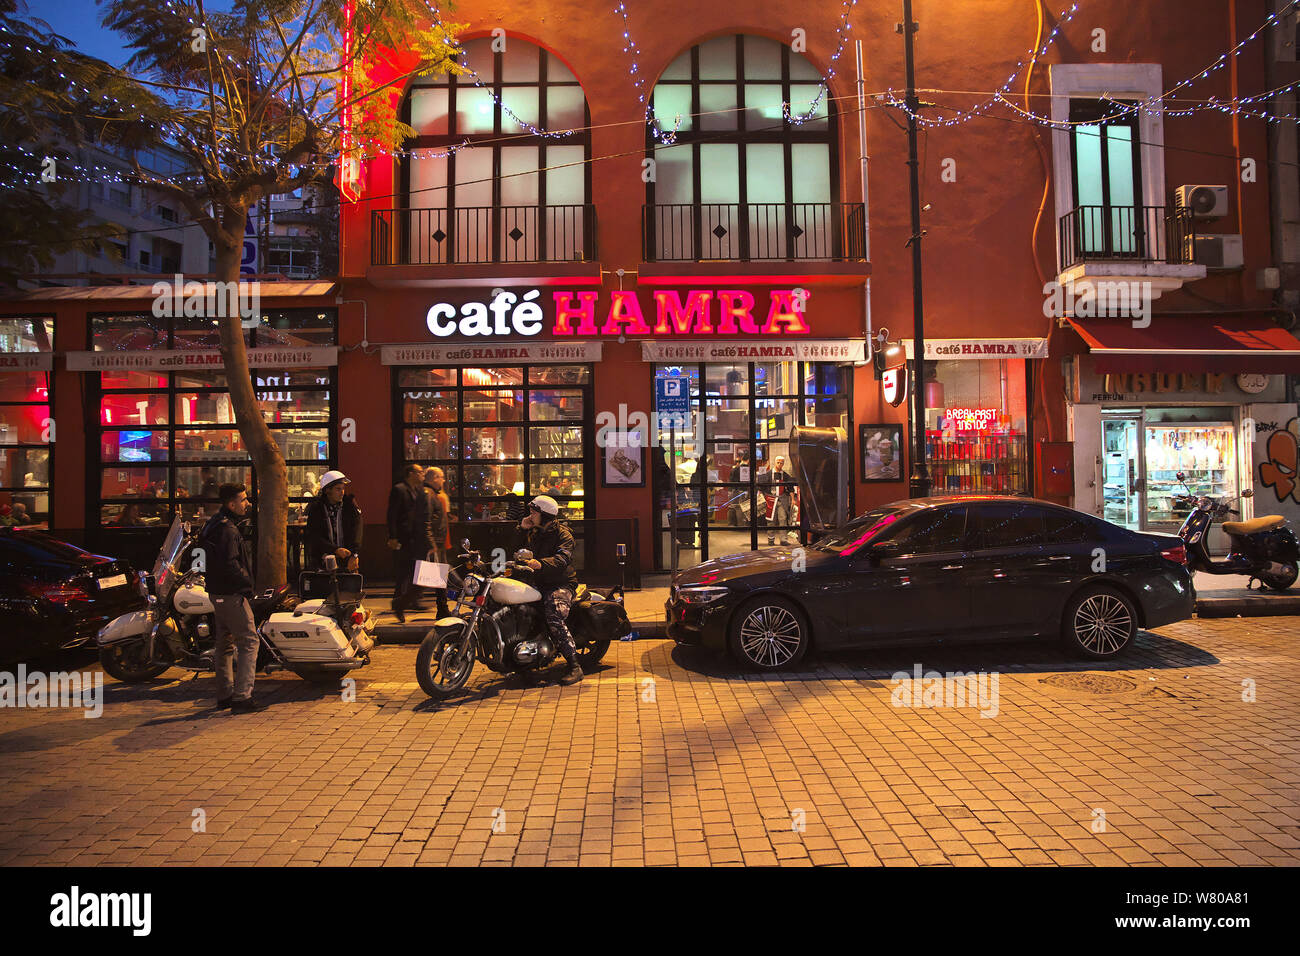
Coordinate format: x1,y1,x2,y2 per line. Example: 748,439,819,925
860,424,903,482
602,431,646,487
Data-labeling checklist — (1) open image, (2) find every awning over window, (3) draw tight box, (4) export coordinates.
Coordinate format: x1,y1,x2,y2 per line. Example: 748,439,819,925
1067,315,1300,373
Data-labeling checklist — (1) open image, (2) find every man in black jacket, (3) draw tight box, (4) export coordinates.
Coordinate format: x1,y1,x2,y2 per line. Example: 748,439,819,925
198,483,263,713
387,463,434,623
519,495,584,685
304,470,362,572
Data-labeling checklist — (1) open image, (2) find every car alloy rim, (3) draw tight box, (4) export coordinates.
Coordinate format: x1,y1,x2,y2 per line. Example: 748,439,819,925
1074,594,1132,654
738,605,802,667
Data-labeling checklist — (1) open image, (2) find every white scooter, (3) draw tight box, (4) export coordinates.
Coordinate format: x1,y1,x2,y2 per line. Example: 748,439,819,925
97,515,376,684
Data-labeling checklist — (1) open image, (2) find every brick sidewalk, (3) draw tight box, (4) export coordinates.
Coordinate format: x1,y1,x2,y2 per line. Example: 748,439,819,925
1,616,1297,866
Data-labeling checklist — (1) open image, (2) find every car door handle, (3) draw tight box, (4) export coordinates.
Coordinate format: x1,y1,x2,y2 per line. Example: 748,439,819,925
1047,555,1072,562
941,564,962,571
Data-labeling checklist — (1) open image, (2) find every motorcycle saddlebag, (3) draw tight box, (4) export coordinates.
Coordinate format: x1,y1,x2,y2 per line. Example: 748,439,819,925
570,599,632,643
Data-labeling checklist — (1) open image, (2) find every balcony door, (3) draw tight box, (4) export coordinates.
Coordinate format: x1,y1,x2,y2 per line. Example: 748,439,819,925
1069,99,1143,258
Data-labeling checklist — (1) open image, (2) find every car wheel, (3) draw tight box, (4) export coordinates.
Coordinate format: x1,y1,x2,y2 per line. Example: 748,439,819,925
1061,586,1137,658
728,596,810,671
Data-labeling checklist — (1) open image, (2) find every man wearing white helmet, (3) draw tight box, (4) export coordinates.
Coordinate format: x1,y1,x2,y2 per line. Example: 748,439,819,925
304,470,363,572
519,494,584,685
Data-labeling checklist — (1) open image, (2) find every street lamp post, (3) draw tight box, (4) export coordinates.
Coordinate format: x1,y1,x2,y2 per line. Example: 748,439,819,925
901,0,932,498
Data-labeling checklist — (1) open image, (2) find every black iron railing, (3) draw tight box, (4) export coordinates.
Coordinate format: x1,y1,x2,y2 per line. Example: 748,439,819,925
1058,205,1195,271
372,204,597,266
643,202,867,262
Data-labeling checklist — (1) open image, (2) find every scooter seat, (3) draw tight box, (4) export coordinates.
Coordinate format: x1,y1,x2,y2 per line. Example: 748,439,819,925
1222,515,1286,535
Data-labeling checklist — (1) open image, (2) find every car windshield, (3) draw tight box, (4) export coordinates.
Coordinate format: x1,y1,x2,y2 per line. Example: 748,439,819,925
812,504,917,555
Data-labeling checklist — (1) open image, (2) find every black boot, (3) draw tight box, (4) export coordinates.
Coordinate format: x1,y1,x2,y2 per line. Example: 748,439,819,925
559,659,585,685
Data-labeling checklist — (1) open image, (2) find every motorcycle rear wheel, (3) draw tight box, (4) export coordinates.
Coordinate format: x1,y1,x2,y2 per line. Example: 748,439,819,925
99,642,171,682
1261,563,1298,591
416,625,477,699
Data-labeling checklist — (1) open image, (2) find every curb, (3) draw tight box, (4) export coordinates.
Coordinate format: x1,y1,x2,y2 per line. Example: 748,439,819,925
1195,595,1300,618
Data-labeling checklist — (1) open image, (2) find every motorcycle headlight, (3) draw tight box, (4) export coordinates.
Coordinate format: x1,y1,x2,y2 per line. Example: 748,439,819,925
462,576,482,596
676,586,730,605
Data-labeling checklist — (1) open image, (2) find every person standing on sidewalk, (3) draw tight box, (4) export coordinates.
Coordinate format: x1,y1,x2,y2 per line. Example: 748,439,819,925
422,466,451,617
387,463,434,623
199,483,264,713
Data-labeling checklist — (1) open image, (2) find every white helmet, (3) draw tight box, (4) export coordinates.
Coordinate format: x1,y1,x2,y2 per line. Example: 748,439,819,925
320,470,349,490
528,494,559,516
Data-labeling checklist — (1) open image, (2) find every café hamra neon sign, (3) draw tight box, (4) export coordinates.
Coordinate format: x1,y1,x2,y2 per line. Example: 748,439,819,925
426,289,811,338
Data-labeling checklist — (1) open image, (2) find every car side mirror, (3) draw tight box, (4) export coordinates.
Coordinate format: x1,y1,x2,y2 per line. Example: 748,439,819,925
867,540,900,562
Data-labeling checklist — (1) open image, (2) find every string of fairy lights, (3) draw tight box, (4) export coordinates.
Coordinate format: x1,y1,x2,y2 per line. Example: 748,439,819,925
5,0,1300,193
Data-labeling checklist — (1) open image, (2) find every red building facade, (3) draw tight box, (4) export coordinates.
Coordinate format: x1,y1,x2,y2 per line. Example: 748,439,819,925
4,0,1299,578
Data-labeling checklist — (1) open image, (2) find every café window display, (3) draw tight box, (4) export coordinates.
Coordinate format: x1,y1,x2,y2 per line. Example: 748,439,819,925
653,360,850,566
91,310,337,529
396,365,592,522
923,359,1029,494
0,317,54,527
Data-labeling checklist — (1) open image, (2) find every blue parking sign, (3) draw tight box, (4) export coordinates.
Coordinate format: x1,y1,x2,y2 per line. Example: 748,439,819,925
655,376,690,428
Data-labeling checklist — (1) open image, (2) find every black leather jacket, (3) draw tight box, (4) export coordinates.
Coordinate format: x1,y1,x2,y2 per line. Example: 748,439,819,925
304,493,363,569
525,519,578,590
199,507,254,598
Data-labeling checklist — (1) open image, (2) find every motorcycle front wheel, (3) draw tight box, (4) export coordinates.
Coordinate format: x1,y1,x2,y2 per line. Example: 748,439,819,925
1261,562,1298,591
99,642,171,682
416,624,477,699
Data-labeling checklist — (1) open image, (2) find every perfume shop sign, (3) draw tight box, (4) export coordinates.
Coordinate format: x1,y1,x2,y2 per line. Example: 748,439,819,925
1077,359,1285,403
425,288,813,340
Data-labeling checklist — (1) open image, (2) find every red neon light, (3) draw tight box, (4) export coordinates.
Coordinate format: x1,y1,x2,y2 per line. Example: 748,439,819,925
946,407,998,432
335,2,360,203
838,514,899,557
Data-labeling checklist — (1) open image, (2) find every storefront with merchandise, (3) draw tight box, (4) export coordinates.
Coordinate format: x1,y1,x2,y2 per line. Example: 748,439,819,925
1064,315,1300,552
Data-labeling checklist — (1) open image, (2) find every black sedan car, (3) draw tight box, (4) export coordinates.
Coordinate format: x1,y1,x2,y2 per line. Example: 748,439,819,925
0,527,145,664
666,496,1194,670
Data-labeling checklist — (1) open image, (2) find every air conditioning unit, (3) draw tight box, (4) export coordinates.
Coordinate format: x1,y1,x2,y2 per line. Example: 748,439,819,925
1175,184,1229,219
1184,233,1244,269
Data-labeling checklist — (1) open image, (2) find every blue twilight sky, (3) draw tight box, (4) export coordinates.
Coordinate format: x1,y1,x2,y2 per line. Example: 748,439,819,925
38,0,132,67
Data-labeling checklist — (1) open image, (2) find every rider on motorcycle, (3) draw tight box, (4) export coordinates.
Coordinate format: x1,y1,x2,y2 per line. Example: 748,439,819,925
518,495,584,686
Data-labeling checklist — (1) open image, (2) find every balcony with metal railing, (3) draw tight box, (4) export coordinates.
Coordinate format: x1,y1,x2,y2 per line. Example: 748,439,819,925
643,202,867,263
371,204,596,266
1055,204,1205,299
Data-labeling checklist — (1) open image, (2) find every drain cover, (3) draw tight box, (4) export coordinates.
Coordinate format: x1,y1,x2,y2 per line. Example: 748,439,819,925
1041,673,1136,694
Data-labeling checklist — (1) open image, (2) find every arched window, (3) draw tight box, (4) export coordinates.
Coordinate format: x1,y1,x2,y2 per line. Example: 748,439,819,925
645,34,849,262
393,37,592,264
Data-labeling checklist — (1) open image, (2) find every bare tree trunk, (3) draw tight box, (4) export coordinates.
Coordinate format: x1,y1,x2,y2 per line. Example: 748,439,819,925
214,204,287,590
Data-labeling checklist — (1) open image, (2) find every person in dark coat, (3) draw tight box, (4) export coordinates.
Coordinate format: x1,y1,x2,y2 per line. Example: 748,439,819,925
198,483,263,713
387,463,434,623
304,470,363,572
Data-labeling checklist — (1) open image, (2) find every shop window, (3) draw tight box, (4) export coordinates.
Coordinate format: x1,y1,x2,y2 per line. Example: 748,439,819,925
0,318,54,527
397,365,592,523
653,361,850,565
925,358,1029,495
91,311,337,528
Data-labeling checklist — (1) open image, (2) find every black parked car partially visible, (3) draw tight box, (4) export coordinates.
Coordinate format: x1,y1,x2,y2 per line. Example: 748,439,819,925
0,527,145,664
666,496,1194,670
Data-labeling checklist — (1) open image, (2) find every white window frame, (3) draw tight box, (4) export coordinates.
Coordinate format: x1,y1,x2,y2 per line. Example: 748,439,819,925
1048,64,1166,221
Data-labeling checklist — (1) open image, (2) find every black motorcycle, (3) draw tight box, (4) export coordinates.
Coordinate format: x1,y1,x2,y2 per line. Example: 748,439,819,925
1173,471,1299,591
415,542,631,699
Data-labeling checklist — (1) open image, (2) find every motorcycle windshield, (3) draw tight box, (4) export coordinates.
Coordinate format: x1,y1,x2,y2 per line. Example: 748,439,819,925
153,515,187,583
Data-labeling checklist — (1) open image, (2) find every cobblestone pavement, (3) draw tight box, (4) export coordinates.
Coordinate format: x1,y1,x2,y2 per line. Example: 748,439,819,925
1,616,1297,867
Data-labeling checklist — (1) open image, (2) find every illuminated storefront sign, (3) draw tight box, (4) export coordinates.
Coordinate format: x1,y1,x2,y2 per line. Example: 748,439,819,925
425,288,812,340
904,338,1048,359
883,366,907,407
946,407,999,431
65,347,339,371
